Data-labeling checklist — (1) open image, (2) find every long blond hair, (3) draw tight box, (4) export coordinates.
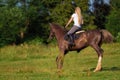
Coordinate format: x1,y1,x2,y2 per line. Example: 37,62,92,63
75,7,83,24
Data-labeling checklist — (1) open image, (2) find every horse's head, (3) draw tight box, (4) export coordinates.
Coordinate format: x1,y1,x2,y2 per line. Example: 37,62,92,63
47,23,66,43
48,23,55,41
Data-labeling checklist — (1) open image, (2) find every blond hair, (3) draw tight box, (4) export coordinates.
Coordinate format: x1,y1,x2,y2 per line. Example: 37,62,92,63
75,7,83,24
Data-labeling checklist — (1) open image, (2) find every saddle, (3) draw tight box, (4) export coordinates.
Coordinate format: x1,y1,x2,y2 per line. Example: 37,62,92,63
74,30,85,39
64,30,85,41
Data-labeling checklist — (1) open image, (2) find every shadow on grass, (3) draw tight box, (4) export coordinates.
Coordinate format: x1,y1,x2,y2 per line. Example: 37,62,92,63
102,67,120,71
89,67,120,72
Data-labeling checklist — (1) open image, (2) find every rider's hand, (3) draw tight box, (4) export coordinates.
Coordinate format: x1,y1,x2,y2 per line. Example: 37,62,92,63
65,25,67,28
64,26,66,29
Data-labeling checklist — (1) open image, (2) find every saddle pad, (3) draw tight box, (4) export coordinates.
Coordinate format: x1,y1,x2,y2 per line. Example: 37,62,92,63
75,30,85,34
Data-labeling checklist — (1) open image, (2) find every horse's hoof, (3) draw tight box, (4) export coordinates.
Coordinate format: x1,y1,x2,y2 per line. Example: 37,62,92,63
93,69,98,72
93,68,102,72
57,69,62,73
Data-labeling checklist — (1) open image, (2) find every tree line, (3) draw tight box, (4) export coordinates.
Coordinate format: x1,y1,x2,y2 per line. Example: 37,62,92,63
0,0,120,47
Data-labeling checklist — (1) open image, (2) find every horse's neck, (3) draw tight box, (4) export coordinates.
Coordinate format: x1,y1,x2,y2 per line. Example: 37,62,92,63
54,28,65,41
51,23,66,42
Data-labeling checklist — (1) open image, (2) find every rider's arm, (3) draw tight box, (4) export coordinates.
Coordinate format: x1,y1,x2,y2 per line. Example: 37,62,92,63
65,17,73,28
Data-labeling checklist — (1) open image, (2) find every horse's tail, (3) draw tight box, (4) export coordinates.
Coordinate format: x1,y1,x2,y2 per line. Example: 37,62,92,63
100,29,114,43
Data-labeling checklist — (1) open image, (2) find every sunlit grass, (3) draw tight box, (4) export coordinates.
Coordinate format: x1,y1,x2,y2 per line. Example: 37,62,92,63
0,43,120,80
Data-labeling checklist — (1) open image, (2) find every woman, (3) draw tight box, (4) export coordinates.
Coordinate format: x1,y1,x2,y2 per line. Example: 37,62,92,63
65,7,84,46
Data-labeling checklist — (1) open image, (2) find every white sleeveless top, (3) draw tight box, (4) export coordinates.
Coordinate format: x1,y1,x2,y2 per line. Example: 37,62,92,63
71,13,81,27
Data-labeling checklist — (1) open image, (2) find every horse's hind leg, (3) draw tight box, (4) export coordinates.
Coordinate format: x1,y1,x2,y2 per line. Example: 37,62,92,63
94,54,102,72
91,44,103,72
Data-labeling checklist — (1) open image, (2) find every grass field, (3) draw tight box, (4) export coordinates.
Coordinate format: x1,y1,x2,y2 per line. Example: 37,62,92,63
0,43,120,80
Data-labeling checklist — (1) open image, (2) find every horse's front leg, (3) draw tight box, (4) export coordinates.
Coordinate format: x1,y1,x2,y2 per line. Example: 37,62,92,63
56,50,66,72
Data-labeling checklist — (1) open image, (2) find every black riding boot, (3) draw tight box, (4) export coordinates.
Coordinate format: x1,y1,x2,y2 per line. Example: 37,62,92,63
68,34,75,47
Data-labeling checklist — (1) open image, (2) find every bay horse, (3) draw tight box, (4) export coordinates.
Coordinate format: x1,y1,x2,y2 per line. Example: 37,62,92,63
48,23,113,72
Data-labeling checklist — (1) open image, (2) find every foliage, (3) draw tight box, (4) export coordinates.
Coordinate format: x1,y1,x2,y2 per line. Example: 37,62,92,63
0,0,92,46
26,1,50,40
49,0,74,26
41,0,90,26
0,0,120,46
105,0,120,38
116,32,120,42
85,24,97,30
0,6,26,46
105,9,120,37
0,0,50,46
93,1,111,29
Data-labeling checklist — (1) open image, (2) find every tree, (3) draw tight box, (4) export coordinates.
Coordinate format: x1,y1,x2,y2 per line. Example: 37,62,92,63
0,7,26,46
93,0,111,29
25,0,50,42
46,0,90,27
0,0,94,46
105,0,120,38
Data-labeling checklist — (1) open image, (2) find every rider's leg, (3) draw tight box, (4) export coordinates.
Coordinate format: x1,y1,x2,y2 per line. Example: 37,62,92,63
67,25,80,46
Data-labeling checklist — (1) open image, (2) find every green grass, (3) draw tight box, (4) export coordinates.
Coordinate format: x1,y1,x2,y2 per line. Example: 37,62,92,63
0,43,120,80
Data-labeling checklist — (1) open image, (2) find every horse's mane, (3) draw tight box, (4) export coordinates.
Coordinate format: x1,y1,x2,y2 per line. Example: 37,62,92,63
50,23,67,33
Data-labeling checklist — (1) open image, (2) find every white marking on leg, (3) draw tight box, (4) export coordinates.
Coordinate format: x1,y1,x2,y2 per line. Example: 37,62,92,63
97,56,102,70
98,56,102,63
94,56,102,72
